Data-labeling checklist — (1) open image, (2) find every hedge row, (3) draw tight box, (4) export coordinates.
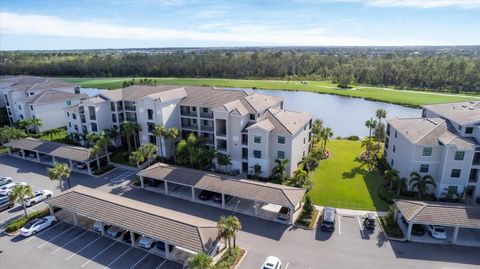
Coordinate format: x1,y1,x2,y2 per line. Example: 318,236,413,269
5,208,50,233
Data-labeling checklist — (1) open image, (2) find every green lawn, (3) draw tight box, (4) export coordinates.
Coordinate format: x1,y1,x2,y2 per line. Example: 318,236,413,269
59,77,478,107
308,140,389,211
38,128,69,143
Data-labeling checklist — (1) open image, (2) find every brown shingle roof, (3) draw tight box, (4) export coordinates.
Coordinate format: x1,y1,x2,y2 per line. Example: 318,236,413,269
5,138,106,162
46,186,218,253
19,89,87,105
395,200,480,228
138,163,305,208
248,108,311,135
423,101,480,125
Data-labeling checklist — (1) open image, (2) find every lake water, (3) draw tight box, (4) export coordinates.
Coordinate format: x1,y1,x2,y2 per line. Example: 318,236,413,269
85,87,421,137
234,88,421,137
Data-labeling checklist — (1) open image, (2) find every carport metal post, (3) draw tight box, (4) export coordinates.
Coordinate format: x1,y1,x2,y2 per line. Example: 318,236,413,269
221,193,225,208
7,146,11,154
20,149,25,158
165,181,169,195
36,151,40,162
452,226,460,244
191,187,195,201
407,222,413,240
87,162,92,175
129,231,136,246
52,155,56,163
48,205,54,216
72,212,78,226
290,206,295,225
99,221,106,236
165,243,171,259
69,159,74,170
140,176,145,188
254,201,259,217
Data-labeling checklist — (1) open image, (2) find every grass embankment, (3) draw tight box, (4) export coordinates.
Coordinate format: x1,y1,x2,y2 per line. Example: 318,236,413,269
309,140,389,211
60,77,478,107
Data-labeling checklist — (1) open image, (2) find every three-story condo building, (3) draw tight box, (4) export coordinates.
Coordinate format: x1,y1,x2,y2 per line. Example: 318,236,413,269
65,85,312,177
385,101,480,201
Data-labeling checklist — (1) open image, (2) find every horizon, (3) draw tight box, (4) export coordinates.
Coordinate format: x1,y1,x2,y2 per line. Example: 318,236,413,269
1,0,479,50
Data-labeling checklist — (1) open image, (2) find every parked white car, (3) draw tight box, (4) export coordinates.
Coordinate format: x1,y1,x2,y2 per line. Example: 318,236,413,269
107,226,125,238
24,190,53,207
20,216,57,237
76,162,87,169
427,225,447,240
139,235,155,249
0,182,27,196
0,177,13,187
261,256,282,269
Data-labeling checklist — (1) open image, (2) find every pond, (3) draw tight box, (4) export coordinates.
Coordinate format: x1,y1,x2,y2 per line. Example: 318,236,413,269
234,88,421,137
84,87,421,137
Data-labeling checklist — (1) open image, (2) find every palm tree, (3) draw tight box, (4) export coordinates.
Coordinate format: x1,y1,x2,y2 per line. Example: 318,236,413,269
384,168,399,190
365,118,378,153
217,153,232,173
217,216,231,250
361,137,375,156
226,215,242,248
375,109,387,149
271,159,289,182
96,130,112,163
321,127,334,152
104,128,120,147
90,144,102,170
121,121,140,152
165,127,179,163
290,165,309,187
152,124,167,161
29,118,43,133
129,150,145,167
17,119,31,134
311,119,323,144
409,172,436,198
187,252,213,269
48,162,72,191
9,184,33,217
0,126,26,144
139,144,157,166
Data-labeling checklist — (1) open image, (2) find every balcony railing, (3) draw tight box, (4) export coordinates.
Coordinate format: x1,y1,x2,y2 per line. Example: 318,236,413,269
182,123,198,130
201,125,214,132
216,129,226,136
124,105,136,111
200,111,213,118
181,111,198,117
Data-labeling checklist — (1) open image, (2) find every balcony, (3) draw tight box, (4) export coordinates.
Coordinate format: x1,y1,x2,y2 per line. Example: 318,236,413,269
80,115,86,124
216,129,226,137
216,139,227,152
181,123,198,130
124,105,136,111
181,111,197,117
200,111,213,119
200,125,214,132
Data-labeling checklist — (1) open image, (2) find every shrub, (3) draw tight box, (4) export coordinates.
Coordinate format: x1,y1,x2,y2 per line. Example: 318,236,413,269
6,208,50,233
378,186,394,204
345,135,360,141
303,195,314,218
214,247,244,269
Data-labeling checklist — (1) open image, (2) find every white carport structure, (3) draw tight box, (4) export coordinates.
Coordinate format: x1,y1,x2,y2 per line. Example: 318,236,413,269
138,163,306,224
5,137,110,175
395,200,480,246
45,186,220,263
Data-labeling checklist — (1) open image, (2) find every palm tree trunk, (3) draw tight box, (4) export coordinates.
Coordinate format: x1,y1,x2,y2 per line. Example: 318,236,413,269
104,145,110,163
159,137,164,162
21,199,28,217
133,134,138,150
377,118,382,150
172,142,177,164
126,135,132,153
67,176,71,189
96,154,101,170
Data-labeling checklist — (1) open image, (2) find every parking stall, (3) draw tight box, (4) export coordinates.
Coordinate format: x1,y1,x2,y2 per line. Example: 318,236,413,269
45,185,220,266
138,163,306,224
395,200,480,247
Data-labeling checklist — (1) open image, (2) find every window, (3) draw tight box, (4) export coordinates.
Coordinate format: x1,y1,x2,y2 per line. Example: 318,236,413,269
450,169,461,178
91,122,98,132
249,114,255,120
253,150,261,158
149,135,156,144
202,107,208,113
68,122,71,128
277,150,285,159
394,131,397,138
303,138,306,144
66,100,72,106
458,125,462,131
74,87,80,94
74,125,78,131
393,145,396,153
420,164,429,173
67,112,70,117
278,136,285,144
454,151,465,161
385,137,389,149
18,105,21,110
89,106,96,121
112,114,117,123
72,113,76,120
147,109,153,120
30,105,34,110
466,127,474,134
422,147,432,156
110,102,115,111
32,115,35,119
254,136,261,143
390,159,394,166
386,124,390,136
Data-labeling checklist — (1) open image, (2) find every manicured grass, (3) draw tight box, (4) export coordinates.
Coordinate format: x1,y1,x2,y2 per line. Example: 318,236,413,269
38,128,69,142
59,77,478,107
308,140,390,211
110,151,135,166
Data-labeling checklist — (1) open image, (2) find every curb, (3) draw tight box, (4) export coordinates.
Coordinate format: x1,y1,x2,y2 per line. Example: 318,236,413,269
233,248,248,269
378,217,406,242
91,166,118,178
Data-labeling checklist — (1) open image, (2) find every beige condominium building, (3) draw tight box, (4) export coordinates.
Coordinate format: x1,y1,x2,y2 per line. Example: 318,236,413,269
385,101,480,201
65,85,312,177
1,76,84,131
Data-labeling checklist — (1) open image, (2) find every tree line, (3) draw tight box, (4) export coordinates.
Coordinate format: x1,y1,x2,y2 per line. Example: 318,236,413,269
1,50,479,93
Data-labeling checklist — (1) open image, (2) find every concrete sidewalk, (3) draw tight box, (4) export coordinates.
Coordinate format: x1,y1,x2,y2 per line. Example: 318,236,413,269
315,205,388,217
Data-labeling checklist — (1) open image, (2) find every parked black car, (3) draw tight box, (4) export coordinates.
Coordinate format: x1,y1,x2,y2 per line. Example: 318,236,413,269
199,190,215,200
212,193,232,203
363,213,376,231
156,241,174,252
0,197,14,212
412,224,426,236
320,207,336,232
123,231,140,244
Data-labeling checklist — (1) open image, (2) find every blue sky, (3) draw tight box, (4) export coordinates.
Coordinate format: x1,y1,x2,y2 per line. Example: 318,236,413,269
1,0,479,50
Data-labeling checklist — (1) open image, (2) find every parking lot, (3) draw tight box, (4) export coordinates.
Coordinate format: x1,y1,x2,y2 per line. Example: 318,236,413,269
5,221,182,269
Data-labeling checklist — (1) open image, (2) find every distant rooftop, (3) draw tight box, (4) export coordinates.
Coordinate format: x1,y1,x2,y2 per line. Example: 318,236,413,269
19,89,87,105
423,101,480,125
249,108,311,135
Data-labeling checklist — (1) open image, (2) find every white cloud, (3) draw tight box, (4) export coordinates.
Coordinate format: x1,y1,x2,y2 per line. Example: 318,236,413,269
316,0,480,8
0,11,450,47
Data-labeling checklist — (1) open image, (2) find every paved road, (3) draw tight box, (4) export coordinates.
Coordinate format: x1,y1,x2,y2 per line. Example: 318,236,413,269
1,155,479,269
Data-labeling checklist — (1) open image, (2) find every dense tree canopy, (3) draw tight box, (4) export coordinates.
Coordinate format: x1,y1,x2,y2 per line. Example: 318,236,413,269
1,48,479,93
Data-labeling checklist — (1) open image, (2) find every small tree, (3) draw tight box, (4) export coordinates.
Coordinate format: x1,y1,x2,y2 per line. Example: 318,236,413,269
139,144,157,166
187,252,213,269
409,172,436,198
303,195,314,218
129,150,145,167
9,184,33,217
29,118,43,133
48,162,72,190
271,158,289,182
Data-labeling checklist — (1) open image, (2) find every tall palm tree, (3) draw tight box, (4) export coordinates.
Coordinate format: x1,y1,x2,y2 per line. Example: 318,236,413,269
96,130,112,163
165,127,179,163
29,118,43,133
271,159,289,182
291,165,309,187
17,119,31,135
129,150,145,167
409,172,436,198
9,184,33,217
0,126,26,144
48,162,72,191
226,215,242,248
217,216,231,250
152,124,167,161
384,168,399,190
311,119,323,144
139,144,157,166
187,252,213,269
365,118,378,147
321,127,334,152
394,177,408,196
121,121,141,152
90,144,102,170
217,153,232,172
86,132,99,147
375,109,387,148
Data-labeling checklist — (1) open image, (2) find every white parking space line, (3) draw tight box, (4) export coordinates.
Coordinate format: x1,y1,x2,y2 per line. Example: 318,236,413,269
129,252,150,269
65,235,102,261
24,221,62,243
285,262,290,269
155,259,167,269
357,217,365,237
104,246,133,269
37,226,75,248
81,241,118,267
338,216,342,235
51,230,89,254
